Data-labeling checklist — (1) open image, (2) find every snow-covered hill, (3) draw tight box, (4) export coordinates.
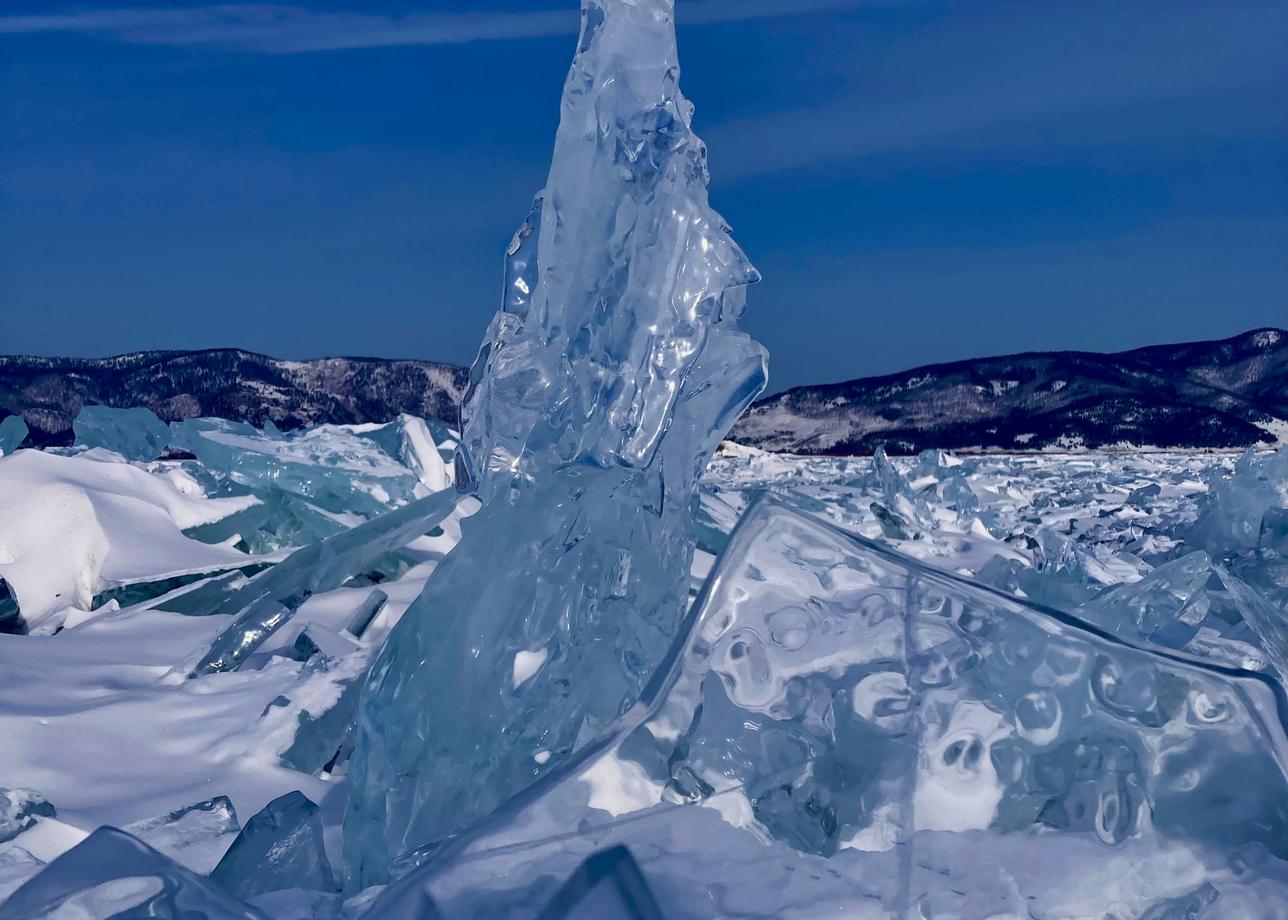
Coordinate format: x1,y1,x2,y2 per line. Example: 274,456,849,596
3,329,1286,455
734,327,1288,454
0,350,467,446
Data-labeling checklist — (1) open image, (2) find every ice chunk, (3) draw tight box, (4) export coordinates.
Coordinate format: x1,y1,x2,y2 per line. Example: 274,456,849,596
210,791,337,901
357,414,454,494
389,499,1288,918
869,501,912,540
121,795,240,875
1075,551,1216,645
867,445,934,531
1217,565,1288,680
345,0,767,883
345,588,389,640
170,418,421,518
73,404,171,461
1261,506,1288,556
1190,448,1288,554
181,487,458,677
0,826,265,920
0,787,54,843
279,672,363,775
0,415,27,456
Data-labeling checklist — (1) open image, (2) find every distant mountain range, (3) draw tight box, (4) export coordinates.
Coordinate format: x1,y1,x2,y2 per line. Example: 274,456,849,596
0,350,466,446
732,328,1288,454
1,329,1285,454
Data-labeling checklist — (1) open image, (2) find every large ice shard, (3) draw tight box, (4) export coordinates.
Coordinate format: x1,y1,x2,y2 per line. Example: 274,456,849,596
210,791,337,902
1190,448,1288,555
0,415,27,456
373,499,1288,918
170,418,422,519
345,0,767,883
0,827,266,920
178,487,458,677
73,404,171,461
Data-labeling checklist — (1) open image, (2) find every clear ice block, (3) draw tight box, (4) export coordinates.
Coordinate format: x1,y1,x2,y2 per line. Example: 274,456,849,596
0,827,266,920
73,405,171,461
344,0,767,883
209,791,337,902
374,499,1288,918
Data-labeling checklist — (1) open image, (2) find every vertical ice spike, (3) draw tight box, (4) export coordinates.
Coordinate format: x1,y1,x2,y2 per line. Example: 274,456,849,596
345,0,768,883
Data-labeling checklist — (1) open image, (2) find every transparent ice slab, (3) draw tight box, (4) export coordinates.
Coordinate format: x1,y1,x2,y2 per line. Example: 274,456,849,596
371,499,1288,918
170,418,422,518
0,827,267,920
344,0,767,883
73,405,171,461
178,487,458,677
121,796,241,876
210,791,337,902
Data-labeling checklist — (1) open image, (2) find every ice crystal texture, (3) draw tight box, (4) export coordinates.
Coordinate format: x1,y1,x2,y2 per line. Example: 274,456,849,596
344,0,767,881
377,498,1288,918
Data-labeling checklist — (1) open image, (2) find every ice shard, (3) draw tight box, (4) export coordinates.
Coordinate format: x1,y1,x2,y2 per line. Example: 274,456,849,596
0,827,266,920
0,415,27,456
210,791,337,902
170,418,422,518
179,487,458,677
345,0,767,883
121,795,241,875
73,404,171,461
1190,448,1288,555
381,499,1288,918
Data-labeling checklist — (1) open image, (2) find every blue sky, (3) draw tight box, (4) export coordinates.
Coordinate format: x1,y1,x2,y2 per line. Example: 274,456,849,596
1,0,1285,392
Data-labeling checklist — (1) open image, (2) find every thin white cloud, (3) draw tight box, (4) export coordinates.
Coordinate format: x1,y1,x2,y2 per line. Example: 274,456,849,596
0,1,867,53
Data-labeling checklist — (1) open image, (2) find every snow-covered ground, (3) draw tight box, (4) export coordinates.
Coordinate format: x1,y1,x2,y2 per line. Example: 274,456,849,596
1,424,1285,915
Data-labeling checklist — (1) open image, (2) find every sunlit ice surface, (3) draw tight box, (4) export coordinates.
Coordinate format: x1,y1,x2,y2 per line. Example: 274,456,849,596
2,0,1288,914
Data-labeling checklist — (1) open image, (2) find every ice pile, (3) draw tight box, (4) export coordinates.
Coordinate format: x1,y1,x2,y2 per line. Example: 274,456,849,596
344,0,767,883
3,0,1288,916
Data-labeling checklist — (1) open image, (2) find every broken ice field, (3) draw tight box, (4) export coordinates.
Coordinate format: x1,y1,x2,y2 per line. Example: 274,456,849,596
2,0,1288,917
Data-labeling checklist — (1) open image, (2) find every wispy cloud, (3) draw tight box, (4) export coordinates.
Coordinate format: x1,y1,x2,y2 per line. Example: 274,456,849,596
0,1,866,53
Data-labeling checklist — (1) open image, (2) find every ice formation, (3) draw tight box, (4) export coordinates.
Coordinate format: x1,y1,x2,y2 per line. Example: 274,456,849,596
179,486,458,678
210,792,337,901
121,796,241,876
0,417,26,457
367,499,1288,918
1,2,1288,917
0,827,266,920
74,405,171,461
344,0,767,882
